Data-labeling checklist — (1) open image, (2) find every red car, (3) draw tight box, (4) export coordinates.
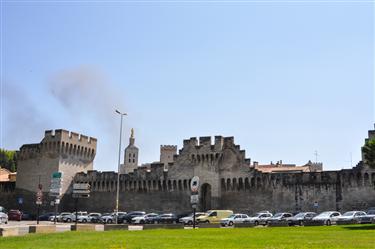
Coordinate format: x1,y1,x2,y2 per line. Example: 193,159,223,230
8,210,22,221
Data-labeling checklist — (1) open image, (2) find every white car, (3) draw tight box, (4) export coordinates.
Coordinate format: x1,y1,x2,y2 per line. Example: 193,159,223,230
63,211,88,223
179,212,206,225
312,211,341,225
247,212,273,226
132,213,159,224
220,214,251,227
77,213,102,223
49,212,72,222
0,212,8,224
336,211,367,223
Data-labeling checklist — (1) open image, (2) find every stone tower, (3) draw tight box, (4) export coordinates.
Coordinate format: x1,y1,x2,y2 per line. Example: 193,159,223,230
122,129,139,174
160,145,177,169
16,129,97,195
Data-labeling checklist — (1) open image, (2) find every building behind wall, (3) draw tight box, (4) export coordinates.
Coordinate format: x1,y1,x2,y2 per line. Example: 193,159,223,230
121,128,139,174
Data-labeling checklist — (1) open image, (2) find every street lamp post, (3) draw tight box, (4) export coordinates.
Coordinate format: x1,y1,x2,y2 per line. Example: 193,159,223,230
115,109,127,224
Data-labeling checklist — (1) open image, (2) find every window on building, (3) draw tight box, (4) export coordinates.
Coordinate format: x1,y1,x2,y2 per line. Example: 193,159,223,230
129,159,131,163
133,159,135,163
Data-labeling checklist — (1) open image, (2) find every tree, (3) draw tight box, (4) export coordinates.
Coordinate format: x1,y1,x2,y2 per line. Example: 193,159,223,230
0,149,17,172
362,138,375,168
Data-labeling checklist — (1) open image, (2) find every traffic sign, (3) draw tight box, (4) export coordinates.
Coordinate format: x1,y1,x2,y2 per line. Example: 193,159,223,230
52,172,62,178
190,176,200,193
72,189,90,194
73,183,90,190
17,197,23,205
190,194,199,204
72,193,90,199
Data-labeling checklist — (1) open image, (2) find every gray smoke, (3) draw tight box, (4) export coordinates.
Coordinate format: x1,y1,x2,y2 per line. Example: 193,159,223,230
1,80,54,148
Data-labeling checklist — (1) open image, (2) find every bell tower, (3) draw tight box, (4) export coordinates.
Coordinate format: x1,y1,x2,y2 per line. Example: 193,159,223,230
121,128,139,174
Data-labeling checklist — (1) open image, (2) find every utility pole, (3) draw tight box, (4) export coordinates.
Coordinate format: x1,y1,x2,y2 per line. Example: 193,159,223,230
115,109,127,224
314,150,319,163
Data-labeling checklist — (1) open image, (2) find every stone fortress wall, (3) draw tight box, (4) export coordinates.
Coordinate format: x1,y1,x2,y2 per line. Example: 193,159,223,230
72,130,375,214
1,127,375,215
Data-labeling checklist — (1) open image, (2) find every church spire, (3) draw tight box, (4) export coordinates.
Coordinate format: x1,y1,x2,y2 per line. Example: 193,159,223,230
129,128,135,145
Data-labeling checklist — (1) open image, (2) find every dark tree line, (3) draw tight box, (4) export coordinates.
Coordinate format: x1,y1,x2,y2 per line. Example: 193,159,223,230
362,138,375,168
0,149,17,172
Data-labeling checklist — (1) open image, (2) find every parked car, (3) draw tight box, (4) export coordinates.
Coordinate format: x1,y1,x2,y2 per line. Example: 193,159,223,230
132,213,159,224
312,211,341,225
247,212,273,226
63,211,88,222
77,213,102,223
154,213,179,224
359,209,375,224
121,211,145,224
287,212,316,226
0,212,8,224
38,212,55,221
196,210,233,224
22,212,35,220
100,213,115,224
0,206,7,213
264,213,293,225
8,210,22,221
220,213,251,227
179,212,206,225
49,212,72,222
336,211,367,224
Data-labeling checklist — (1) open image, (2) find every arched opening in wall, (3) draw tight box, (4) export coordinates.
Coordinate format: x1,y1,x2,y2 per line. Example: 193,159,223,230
372,173,375,187
232,178,237,191
168,180,172,191
364,173,369,186
97,181,101,191
357,172,363,186
256,177,261,188
197,155,200,162
192,154,195,161
143,180,147,192
250,177,255,188
244,178,250,190
148,180,151,190
178,180,182,190
183,180,187,190
349,173,354,187
173,180,177,191
163,180,167,191
93,181,96,191
200,183,212,211
221,178,226,191
226,179,231,191
139,181,143,191
152,180,156,190
111,181,114,192
238,178,243,190
210,154,214,161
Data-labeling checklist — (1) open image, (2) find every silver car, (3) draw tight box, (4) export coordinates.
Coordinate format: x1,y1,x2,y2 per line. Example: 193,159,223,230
312,211,341,226
0,212,8,224
336,211,366,224
220,214,251,227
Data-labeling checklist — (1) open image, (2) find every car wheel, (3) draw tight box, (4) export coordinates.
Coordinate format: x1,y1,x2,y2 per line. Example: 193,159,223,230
254,221,259,226
205,220,209,224
67,218,72,222
326,220,331,226
299,221,304,226
229,221,234,226
140,220,145,224
108,219,113,224
187,220,193,226
83,219,87,223
154,221,158,224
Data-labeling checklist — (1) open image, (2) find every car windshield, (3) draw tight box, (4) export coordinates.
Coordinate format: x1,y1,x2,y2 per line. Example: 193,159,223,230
273,213,283,218
316,212,331,218
227,214,236,219
293,213,306,218
342,212,355,216
368,210,375,215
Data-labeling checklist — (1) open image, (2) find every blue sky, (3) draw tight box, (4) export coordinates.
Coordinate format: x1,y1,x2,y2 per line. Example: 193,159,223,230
1,1,374,171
